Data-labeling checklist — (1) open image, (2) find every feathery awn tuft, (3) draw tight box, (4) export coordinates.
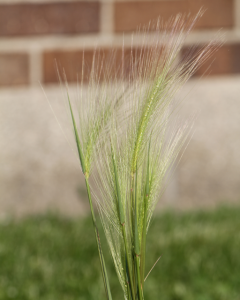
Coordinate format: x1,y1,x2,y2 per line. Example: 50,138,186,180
58,11,220,300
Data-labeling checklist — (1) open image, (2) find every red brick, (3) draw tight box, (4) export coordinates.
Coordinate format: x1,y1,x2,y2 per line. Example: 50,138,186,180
43,47,163,84
44,43,240,84
182,44,240,76
43,48,134,84
0,53,29,86
44,50,94,83
114,0,233,32
0,2,99,36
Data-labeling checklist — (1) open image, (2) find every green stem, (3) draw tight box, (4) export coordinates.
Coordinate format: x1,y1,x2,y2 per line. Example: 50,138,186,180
135,255,144,300
125,255,132,300
134,169,144,300
130,174,136,294
122,223,136,300
140,141,151,287
140,205,147,287
85,178,112,300
111,145,135,300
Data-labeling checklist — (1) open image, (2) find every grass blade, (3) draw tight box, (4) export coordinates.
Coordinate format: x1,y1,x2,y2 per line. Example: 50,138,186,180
68,94,112,300
67,93,85,175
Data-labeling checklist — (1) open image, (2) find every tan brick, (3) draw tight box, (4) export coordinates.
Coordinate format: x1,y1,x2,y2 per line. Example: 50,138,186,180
182,44,240,76
0,2,99,36
0,53,29,86
114,0,233,32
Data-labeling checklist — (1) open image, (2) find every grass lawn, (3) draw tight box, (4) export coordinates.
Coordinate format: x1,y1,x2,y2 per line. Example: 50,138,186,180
0,205,239,300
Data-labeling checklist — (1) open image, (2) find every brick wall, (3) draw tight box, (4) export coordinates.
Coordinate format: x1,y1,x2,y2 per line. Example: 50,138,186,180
0,0,239,86
1,0,240,216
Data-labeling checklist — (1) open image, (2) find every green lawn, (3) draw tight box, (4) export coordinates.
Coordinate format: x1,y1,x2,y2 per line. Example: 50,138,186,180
0,206,239,300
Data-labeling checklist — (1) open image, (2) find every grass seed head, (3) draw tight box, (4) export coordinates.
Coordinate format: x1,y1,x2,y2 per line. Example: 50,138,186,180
63,10,221,299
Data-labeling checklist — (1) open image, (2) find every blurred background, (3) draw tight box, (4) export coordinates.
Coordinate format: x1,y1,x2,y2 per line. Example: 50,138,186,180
0,0,240,299
1,0,240,216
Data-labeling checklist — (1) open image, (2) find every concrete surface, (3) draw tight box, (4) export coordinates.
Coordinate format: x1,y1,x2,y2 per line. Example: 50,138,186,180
0,76,240,217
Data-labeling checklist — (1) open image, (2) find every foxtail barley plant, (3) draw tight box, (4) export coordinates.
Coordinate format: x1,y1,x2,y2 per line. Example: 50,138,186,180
58,11,219,300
